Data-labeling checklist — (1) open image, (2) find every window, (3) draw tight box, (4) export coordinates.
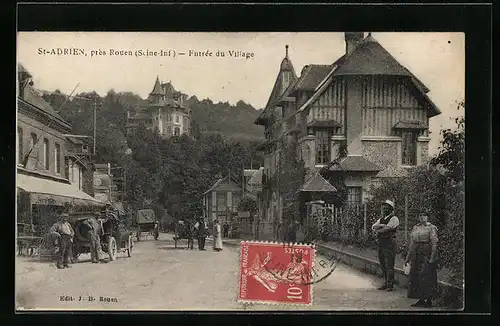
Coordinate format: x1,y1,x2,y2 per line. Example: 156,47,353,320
175,115,180,123
43,138,49,170
232,193,241,210
17,127,23,163
347,187,362,206
167,114,172,122
29,133,38,157
67,160,72,182
216,192,226,211
401,131,417,166
54,143,61,174
315,130,331,165
174,127,180,136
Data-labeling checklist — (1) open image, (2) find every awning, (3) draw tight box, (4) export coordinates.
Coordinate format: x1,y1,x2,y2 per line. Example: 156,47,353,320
17,173,105,207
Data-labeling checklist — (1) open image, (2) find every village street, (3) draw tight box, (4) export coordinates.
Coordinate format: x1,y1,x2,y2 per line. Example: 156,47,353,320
15,233,427,311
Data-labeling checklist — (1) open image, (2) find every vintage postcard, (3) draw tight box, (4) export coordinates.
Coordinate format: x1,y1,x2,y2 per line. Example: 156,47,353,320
16,31,465,311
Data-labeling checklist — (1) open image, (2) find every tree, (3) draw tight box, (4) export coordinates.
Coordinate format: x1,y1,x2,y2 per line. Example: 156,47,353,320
431,100,465,183
238,196,258,216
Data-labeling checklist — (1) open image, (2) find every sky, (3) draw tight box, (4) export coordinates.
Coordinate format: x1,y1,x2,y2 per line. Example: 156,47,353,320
17,32,464,155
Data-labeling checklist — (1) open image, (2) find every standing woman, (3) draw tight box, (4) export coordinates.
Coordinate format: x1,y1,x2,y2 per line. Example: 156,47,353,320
213,219,223,252
405,213,439,307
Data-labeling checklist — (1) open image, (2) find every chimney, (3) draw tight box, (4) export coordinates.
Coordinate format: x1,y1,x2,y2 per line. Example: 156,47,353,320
345,32,365,55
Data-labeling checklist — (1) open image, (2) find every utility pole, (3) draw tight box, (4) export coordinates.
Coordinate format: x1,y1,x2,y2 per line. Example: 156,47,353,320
93,100,97,155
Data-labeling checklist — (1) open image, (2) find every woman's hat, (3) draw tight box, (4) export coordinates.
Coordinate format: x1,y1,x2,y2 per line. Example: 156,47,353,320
383,200,395,209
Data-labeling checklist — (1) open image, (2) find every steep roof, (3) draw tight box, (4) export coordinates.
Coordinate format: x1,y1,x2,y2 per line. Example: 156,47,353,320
255,46,298,124
334,35,429,92
18,63,32,78
150,76,163,95
293,64,332,92
296,34,440,117
161,82,176,96
202,174,241,196
300,173,337,192
20,85,70,128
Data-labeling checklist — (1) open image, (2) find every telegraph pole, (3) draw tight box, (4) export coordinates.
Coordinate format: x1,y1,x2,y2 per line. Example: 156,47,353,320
93,100,97,154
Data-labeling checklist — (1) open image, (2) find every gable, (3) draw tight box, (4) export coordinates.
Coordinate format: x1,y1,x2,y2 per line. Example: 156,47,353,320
213,179,242,192
361,76,420,109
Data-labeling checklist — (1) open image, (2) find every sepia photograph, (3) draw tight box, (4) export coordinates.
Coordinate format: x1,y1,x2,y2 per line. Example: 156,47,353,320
16,31,465,311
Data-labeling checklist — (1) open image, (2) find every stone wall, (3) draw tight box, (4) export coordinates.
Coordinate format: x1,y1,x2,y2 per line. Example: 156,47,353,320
362,140,402,178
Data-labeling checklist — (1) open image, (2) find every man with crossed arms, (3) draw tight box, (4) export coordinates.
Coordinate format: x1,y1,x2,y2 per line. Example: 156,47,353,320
372,199,400,291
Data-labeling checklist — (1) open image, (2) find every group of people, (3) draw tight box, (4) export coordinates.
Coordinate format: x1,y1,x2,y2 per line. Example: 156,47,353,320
181,217,224,252
49,211,109,269
372,199,439,308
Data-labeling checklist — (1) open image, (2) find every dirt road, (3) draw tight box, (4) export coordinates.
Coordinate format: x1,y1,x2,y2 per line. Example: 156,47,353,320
16,233,424,311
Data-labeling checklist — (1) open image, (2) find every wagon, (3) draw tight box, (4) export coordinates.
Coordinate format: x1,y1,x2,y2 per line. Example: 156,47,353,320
134,209,159,241
39,211,134,262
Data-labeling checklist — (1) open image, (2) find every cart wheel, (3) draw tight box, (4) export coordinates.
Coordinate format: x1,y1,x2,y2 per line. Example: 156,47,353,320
108,236,117,261
127,236,133,257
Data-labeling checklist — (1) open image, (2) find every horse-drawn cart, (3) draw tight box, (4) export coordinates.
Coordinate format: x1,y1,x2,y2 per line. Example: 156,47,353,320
173,220,195,249
134,209,159,241
39,211,134,262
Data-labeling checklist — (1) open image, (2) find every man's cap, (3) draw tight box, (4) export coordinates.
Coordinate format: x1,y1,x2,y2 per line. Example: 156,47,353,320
383,199,395,209
60,213,69,218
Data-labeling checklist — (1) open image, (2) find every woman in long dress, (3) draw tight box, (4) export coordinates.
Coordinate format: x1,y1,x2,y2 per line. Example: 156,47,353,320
213,219,223,252
405,213,439,308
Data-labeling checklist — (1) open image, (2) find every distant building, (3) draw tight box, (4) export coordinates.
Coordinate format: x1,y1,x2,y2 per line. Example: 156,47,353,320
65,136,94,197
244,168,263,195
93,163,112,203
126,76,193,138
201,174,243,224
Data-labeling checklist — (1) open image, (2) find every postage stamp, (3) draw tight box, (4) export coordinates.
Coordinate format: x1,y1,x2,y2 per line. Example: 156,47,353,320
238,241,315,305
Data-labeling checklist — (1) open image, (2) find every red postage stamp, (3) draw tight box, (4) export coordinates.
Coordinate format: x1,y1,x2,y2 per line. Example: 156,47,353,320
238,241,314,305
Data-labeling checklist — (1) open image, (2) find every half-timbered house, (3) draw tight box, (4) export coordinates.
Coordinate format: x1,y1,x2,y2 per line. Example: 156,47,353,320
255,33,441,231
